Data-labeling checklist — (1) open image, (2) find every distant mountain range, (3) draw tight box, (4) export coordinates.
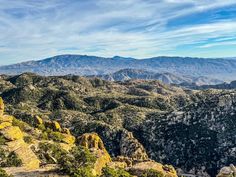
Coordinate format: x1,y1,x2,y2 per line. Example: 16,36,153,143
0,54,236,82
91,69,223,86
181,80,236,90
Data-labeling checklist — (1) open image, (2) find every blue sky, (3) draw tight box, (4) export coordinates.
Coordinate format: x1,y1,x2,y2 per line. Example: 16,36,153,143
1,0,236,65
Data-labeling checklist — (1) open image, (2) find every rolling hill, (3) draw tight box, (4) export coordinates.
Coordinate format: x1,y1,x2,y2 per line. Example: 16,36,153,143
92,69,223,85
0,73,236,176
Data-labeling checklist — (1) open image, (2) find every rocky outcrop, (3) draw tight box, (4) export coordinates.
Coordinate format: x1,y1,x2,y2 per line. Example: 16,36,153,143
0,115,13,130
7,139,40,170
35,115,43,125
0,126,23,141
128,161,177,177
217,165,236,177
45,121,62,132
34,116,75,145
0,97,4,116
0,98,40,170
78,133,111,176
61,133,75,145
120,130,149,162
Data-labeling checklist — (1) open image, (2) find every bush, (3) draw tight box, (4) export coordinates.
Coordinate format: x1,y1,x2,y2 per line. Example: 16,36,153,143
0,168,13,177
0,135,6,145
40,132,48,140
6,152,22,167
72,167,94,177
12,117,30,132
37,142,67,164
59,146,96,177
48,131,64,142
23,136,33,144
101,167,132,177
0,148,22,167
40,128,64,142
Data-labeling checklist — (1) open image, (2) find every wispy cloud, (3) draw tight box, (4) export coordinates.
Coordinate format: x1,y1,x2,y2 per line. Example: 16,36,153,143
0,0,236,64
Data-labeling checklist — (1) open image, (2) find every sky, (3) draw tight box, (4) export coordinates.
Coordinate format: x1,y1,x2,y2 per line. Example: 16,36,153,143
1,0,236,65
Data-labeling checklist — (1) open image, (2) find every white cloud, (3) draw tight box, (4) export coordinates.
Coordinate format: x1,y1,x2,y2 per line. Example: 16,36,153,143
0,0,236,64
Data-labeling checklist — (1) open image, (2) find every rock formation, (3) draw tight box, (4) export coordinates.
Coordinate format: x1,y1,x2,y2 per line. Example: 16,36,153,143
128,161,177,177
0,98,40,170
217,165,236,177
120,130,149,162
78,133,111,176
0,97,4,116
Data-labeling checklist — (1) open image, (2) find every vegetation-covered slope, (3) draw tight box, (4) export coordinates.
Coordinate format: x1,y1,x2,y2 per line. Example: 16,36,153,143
0,96,177,177
0,73,235,176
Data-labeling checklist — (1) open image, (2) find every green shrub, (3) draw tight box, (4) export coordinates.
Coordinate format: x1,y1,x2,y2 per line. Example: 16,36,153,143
37,142,67,164
23,136,33,144
6,152,22,167
37,124,46,131
101,167,132,177
12,117,30,132
0,135,6,145
59,146,96,177
48,131,64,142
0,148,22,167
72,167,94,177
0,148,7,166
40,131,48,140
0,168,13,177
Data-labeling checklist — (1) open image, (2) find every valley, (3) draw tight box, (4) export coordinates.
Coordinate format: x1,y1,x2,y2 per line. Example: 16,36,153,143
0,73,235,176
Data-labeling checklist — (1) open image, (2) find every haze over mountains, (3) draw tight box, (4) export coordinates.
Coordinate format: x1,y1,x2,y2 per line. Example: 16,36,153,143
93,69,223,86
0,55,236,84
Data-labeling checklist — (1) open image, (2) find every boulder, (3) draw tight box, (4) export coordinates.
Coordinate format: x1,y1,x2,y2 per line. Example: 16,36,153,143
61,133,76,144
0,126,24,141
112,156,133,167
35,115,43,125
0,122,12,130
78,133,106,150
128,161,178,177
217,165,236,177
0,97,4,116
0,115,14,123
107,161,128,169
45,121,62,132
78,133,111,176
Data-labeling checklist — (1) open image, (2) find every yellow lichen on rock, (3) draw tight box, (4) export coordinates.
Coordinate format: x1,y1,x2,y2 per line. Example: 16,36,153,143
78,133,111,176
6,139,40,170
61,133,76,144
0,126,24,141
107,161,128,169
0,122,12,130
45,120,62,132
0,115,13,123
128,161,178,177
0,97,4,116
59,143,75,151
35,115,43,125
78,133,106,150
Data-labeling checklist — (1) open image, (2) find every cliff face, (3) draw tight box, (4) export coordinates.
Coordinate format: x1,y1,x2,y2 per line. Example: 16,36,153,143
0,73,235,176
